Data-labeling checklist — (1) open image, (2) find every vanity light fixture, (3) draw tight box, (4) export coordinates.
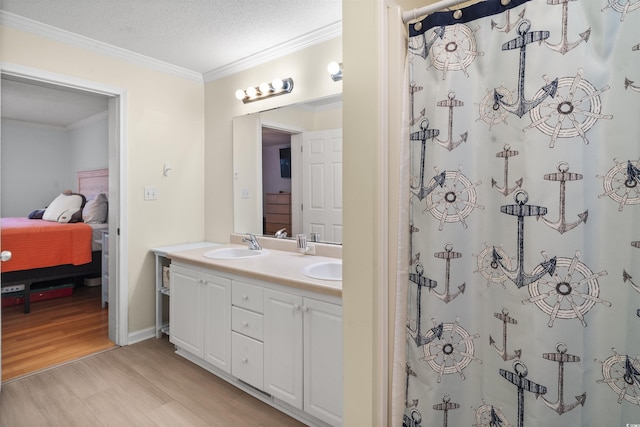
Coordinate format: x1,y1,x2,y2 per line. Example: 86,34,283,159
327,61,342,81
235,77,294,103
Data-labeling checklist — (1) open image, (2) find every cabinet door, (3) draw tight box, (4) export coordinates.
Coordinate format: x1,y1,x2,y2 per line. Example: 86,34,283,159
303,298,343,427
263,289,303,409
203,273,232,373
169,265,204,357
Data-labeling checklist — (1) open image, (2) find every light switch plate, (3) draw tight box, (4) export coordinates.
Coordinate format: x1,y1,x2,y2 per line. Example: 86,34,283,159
144,186,158,200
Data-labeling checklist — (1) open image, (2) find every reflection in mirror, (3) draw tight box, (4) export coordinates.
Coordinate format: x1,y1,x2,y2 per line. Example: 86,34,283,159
233,95,342,244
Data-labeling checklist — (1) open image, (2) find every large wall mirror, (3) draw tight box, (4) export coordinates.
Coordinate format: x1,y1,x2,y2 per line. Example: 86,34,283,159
233,94,342,244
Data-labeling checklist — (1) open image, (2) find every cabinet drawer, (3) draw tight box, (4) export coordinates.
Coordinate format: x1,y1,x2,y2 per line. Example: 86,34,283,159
232,332,264,390
232,306,264,341
232,281,263,313
265,213,291,224
264,193,291,205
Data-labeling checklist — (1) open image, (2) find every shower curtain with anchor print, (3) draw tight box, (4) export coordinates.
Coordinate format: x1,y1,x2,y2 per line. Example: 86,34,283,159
397,1,640,426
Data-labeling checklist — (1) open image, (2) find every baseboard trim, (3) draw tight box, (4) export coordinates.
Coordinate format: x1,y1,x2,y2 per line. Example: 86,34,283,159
128,326,156,344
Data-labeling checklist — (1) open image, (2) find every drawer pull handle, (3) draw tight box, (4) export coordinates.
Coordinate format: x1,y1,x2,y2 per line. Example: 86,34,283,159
242,356,248,363
242,321,249,327
242,295,248,300
301,306,308,312
293,304,300,310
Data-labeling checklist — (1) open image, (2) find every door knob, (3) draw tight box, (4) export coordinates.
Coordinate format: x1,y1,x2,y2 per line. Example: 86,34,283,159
1,250,12,262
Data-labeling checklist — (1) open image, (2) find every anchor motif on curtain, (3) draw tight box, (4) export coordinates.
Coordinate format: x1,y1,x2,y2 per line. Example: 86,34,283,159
595,348,640,405
543,0,590,55
407,262,438,347
492,19,558,118
489,308,522,361
491,144,523,196
409,119,442,200
409,82,426,126
541,343,587,414
434,91,467,151
491,6,526,33
405,363,419,409
491,190,557,289
432,394,459,427
625,43,640,92
537,162,588,234
499,361,547,427
429,243,465,303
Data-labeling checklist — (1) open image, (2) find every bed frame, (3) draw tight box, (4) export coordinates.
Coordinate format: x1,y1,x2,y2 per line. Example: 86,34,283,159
1,168,109,314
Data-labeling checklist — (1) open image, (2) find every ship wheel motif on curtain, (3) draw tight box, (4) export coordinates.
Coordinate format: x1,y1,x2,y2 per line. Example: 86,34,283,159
420,317,481,383
526,69,612,147
597,159,640,211
472,400,513,427
477,86,514,128
424,167,484,230
474,243,514,288
428,23,483,80
523,250,610,327
595,348,640,405
602,0,640,22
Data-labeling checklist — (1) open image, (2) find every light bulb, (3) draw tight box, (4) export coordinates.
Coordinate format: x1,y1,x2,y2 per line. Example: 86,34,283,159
259,82,271,94
246,86,258,98
235,89,246,100
327,61,341,75
272,78,284,91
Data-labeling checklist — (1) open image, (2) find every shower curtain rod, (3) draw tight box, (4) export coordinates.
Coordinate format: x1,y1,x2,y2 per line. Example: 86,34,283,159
402,0,481,23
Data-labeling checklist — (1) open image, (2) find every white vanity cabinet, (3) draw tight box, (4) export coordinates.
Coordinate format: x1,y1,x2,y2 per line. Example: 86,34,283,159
169,263,231,373
169,259,342,427
264,289,343,427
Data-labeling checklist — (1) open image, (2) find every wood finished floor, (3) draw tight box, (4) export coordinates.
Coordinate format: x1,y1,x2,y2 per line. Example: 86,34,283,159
0,336,307,427
1,285,115,382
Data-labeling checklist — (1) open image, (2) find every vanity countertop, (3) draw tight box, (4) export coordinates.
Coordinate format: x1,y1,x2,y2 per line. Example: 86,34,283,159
167,243,342,297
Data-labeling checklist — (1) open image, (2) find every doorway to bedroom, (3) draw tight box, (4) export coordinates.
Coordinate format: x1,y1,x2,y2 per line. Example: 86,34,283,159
0,70,125,382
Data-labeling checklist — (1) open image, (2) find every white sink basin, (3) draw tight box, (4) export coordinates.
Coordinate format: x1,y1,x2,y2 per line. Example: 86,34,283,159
302,261,342,281
203,247,266,260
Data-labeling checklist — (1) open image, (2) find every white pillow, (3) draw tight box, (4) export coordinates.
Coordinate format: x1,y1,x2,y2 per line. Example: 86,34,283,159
83,193,108,223
43,193,85,223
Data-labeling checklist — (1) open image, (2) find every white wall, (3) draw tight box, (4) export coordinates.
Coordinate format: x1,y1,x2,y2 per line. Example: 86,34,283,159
68,112,109,180
0,119,73,216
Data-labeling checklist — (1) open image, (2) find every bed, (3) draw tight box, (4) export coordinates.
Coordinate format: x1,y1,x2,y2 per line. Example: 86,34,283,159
1,169,109,313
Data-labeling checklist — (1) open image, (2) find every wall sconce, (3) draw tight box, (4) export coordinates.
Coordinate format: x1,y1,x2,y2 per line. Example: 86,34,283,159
327,61,342,81
235,77,294,103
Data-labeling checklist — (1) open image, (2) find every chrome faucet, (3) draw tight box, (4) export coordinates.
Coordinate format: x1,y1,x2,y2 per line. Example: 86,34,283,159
243,233,262,250
274,228,288,239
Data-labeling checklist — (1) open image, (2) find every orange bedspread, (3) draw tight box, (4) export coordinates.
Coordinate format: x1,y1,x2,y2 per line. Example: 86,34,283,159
1,217,93,273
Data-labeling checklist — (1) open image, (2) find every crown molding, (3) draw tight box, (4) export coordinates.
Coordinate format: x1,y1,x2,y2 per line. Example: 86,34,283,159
203,21,342,83
1,11,342,85
0,11,203,83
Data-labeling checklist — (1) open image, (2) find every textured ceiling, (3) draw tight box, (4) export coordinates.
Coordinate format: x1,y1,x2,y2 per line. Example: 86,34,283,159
0,0,342,127
0,0,342,75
